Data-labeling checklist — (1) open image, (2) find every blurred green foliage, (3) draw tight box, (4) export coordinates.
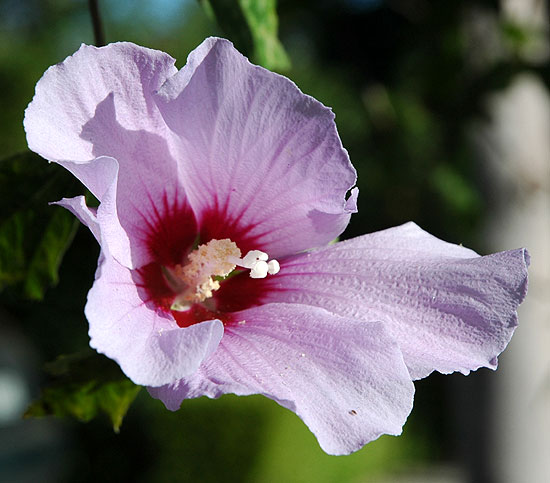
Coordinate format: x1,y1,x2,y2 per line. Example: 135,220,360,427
0,151,80,299
0,0,547,481
24,349,141,432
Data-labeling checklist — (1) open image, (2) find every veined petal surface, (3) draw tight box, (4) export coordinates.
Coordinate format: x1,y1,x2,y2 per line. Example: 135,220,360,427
154,38,357,258
149,303,414,455
261,222,530,379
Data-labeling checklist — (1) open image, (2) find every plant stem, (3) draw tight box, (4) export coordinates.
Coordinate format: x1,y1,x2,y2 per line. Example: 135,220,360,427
88,0,105,47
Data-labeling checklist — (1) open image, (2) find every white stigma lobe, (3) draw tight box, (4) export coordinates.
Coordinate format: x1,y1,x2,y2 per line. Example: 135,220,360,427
229,249,281,278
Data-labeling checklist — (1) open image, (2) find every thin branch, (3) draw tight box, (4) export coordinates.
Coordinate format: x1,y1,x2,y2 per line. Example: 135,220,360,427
88,0,105,47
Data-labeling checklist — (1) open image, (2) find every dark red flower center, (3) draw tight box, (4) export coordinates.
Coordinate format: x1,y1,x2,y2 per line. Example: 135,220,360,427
134,193,269,328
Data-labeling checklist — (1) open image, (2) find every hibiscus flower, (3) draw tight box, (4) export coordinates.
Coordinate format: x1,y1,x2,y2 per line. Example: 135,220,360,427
24,37,529,455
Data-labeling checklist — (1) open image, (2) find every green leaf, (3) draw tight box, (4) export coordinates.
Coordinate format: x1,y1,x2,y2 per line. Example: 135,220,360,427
201,0,290,71
430,163,481,214
0,151,81,300
24,349,141,432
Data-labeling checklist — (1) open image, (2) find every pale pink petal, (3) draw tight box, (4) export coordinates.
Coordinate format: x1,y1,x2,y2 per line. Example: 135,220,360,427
58,155,143,268
260,222,529,380
25,44,184,269
149,303,414,455
77,95,186,268
53,196,100,241
56,156,119,202
24,42,176,165
86,251,224,387
154,38,357,258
